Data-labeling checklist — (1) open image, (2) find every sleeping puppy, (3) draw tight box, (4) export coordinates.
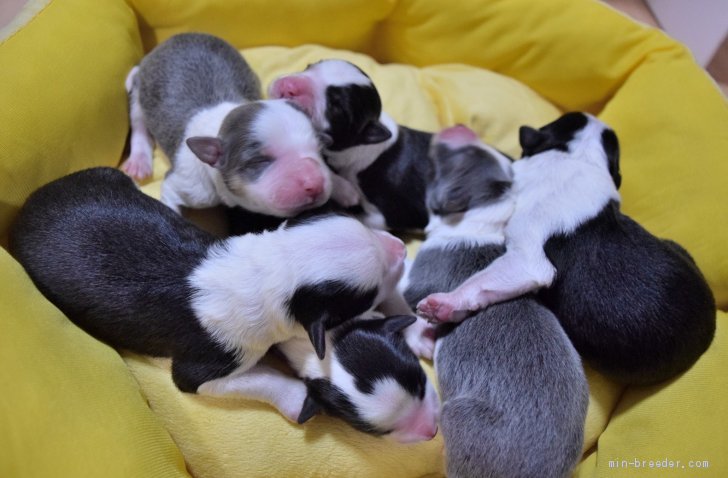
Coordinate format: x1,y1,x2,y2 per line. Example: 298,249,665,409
10,167,408,422
404,126,588,477
269,59,434,231
274,314,439,443
124,33,333,216
417,113,716,384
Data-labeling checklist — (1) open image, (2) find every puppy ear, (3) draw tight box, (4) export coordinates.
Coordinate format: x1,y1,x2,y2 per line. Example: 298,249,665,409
382,315,417,334
601,129,621,188
305,319,327,360
427,189,469,216
297,394,322,424
359,120,392,145
187,137,224,167
518,126,546,154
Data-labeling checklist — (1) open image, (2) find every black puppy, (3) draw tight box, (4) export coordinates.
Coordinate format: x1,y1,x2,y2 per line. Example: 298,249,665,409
417,113,716,384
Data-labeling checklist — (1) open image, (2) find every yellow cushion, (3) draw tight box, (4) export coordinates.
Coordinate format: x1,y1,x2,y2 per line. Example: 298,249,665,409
0,249,190,478
575,312,728,478
0,0,142,246
0,0,189,476
3,0,727,476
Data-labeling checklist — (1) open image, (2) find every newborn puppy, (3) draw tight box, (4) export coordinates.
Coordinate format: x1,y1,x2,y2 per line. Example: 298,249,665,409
404,126,588,477
418,113,716,384
125,32,332,216
274,315,439,443
269,59,435,231
10,168,406,421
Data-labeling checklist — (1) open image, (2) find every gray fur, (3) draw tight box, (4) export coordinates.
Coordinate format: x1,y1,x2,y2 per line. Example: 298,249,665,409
425,143,512,215
405,137,588,478
137,32,262,158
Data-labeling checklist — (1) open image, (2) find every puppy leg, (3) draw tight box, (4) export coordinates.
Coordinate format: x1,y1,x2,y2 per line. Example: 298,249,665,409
417,248,556,322
121,66,155,180
198,363,309,423
329,172,361,208
378,290,435,359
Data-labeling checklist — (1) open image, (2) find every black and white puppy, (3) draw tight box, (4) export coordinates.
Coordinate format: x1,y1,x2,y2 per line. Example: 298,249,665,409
269,59,434,231
404,126,588,477
276,314,439,443
417,113,716,384
124,33,332,216
10,167,411,422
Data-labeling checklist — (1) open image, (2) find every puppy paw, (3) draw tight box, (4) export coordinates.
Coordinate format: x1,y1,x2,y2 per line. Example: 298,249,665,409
121,152,153,180
416,294,470,323
404,317,436,359
330,174,360,208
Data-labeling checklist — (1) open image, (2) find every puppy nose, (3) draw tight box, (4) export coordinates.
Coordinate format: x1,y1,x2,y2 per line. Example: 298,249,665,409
298,157,328,199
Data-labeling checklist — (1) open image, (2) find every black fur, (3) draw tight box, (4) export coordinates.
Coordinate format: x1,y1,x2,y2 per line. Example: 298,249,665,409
356,126,433,231
286,280,378,359
518,112,587,157
324,83,391,151
9,167,239,391
541,200,716,383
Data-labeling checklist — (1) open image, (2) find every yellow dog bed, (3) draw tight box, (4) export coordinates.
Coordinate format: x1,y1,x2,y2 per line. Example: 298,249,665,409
1,0,726,477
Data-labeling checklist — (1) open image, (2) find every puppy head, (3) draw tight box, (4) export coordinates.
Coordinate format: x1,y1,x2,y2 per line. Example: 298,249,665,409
185,99,332,216
268,59,391,152
519,112,621,188
284,214,406,358
297,315,439,443
426,125,513,216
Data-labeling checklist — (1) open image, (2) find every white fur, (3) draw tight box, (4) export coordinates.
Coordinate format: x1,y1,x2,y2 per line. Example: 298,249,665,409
161,101,242,212
121,66,155,181
188,216,402,372
197,362,308,422
420,198,515,252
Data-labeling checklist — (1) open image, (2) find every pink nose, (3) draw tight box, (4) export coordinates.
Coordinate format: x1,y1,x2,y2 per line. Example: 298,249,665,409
436,124,479,147
297,157,327,200
269,76,298,99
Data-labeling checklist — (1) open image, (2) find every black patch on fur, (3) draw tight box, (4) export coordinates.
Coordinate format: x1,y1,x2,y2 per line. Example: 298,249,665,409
225,206,287,235
303,378,385,435
601,129,621,188
333,316,425,398
286,280,379,353
519,112,589,157
540,200,716,384
356,126,433,231
324,84,389,151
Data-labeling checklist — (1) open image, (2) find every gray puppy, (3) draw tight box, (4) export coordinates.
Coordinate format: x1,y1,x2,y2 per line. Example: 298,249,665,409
123,33,332,216
404,126,588,478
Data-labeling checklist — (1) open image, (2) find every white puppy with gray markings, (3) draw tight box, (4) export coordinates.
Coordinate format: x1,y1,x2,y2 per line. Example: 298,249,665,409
124,33,333,216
